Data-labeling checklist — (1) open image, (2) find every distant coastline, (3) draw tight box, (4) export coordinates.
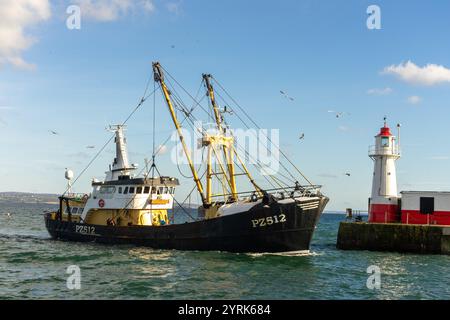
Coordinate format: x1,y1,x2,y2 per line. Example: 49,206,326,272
0,192,360,213
0,192,198,208
0,192,59,204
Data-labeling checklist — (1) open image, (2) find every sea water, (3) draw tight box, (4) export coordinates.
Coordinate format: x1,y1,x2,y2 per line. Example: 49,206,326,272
1,202,450,299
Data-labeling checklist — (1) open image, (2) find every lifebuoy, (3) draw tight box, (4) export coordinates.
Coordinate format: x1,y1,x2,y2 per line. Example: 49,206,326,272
98,199,105,208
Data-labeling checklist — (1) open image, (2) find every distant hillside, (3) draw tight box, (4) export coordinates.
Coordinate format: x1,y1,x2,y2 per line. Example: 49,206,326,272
0,192,202,207
0,192,349,212
0,192,59,204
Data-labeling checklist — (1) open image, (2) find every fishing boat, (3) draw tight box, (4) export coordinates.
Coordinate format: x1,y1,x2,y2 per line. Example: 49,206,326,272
45,62,329,253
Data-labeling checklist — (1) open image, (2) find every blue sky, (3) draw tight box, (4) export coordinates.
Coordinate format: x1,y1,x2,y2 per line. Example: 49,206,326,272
1,0,450,211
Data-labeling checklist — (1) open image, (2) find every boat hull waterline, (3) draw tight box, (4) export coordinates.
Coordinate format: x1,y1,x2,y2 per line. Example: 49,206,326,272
45,197,328,253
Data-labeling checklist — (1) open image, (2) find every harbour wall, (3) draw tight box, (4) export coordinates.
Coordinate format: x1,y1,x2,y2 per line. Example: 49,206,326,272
337,221,450,254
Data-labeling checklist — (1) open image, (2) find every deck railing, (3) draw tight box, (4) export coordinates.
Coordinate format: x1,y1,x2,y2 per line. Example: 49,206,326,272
210,184,323,202
368,145,400,157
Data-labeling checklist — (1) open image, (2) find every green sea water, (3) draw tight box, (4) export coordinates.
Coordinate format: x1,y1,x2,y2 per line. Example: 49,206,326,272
1,202,450,300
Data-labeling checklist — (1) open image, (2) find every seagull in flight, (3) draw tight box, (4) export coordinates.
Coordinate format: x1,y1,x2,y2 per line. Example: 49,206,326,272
299,133,305,140
86,145,95,149
328,110,350,118
221,106,233,115
49,130,59,135
280,90,295,101
345,173,351,177
6,212,11,218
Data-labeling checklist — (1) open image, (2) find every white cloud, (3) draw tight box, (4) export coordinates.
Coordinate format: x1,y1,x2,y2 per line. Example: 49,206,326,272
407,95,422,105
429,156,449,161
141,0,155,13
367,87,393,95
382,61,450,86
73,0,155,21
73,0,132,21
0,0,51,69
166,1,182,15
0,1,158,69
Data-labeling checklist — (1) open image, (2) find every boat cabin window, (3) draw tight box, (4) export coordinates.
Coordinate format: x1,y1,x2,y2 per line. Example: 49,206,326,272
152,186,157,194
137,186,143,194
100,186,116,194
129,187,135,194
163,187,168,194
170,187,175,194
157,187,163,195
118,187,122,194
79,208,84,214
124,187,129,194
65,207,79,214
144,186,150,194
381,137,389,147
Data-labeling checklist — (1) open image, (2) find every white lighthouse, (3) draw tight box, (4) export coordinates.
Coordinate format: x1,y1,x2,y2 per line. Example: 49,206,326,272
368,118,401,223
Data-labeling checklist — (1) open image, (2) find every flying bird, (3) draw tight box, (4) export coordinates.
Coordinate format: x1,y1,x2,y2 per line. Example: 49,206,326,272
280,90,295,101
345,173,351,177
221,106,233,115
328,110,350,118
6,212,11,218
299,133,305,140
49,130,59,135
86,145,95,149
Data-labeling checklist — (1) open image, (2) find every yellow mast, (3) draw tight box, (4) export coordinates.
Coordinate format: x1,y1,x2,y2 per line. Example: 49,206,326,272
203,74,238,201
152,62,208,207
206,145,212,204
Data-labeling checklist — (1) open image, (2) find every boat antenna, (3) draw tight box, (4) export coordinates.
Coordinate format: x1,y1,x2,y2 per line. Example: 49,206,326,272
64,168,74,194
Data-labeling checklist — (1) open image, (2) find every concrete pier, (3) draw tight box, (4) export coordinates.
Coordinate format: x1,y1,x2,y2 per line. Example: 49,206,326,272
337,221,450,254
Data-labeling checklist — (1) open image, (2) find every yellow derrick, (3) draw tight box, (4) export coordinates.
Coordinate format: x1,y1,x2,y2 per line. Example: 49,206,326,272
203,74,238,202
153,62,207,207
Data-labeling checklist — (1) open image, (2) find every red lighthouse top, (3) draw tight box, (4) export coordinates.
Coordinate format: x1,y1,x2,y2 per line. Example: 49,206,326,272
379,126,391,136
378,117,392,136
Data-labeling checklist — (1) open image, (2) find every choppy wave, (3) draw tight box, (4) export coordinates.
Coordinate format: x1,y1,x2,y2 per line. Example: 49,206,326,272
245,250,321,257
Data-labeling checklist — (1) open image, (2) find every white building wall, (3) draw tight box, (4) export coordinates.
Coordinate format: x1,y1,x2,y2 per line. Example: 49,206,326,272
401,191,450,211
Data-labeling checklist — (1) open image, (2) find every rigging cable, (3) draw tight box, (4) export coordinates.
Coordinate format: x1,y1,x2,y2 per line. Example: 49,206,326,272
62,83,157,197
211,76,313,186
160,67,285,190
213,87,297,184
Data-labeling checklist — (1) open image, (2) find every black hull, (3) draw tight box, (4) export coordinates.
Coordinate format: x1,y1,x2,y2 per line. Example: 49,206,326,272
45,197,328,253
